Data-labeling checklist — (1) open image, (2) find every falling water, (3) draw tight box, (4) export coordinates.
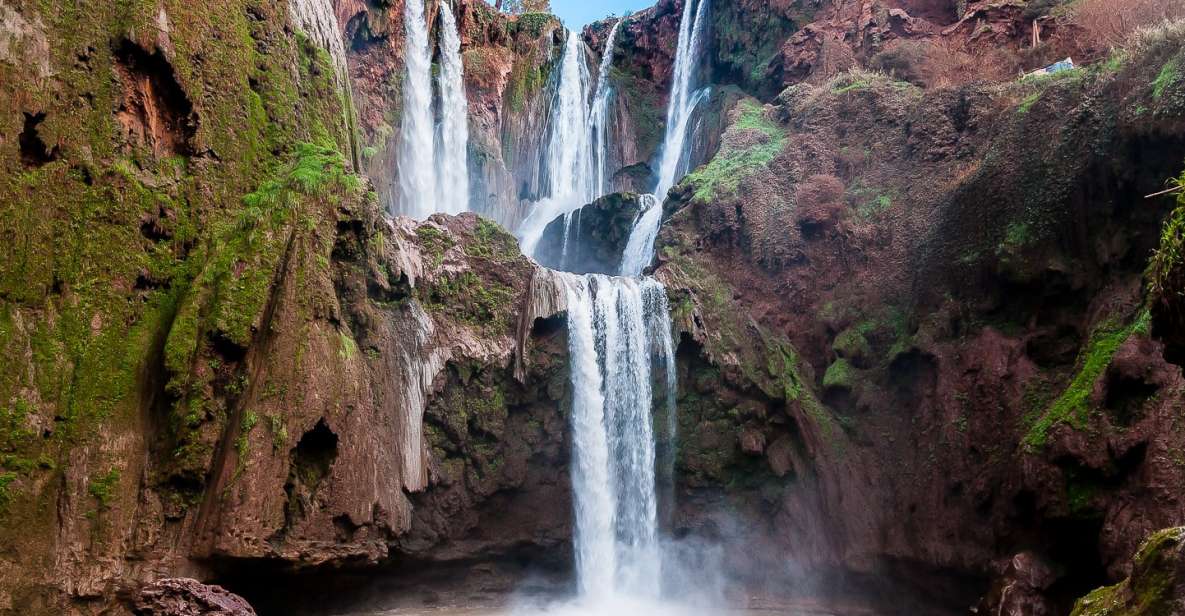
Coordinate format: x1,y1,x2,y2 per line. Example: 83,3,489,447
396,0,436,219
563,275,675,600
655,0,711,200
591,20,624,197
518,31,595,257
621,0,711,275
435,2,470,215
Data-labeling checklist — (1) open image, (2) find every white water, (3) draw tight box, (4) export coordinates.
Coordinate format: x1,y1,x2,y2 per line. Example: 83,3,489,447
518,31,596,257
591,20,623,198
621,0,711,276
561,275,675,600
396,0,437,219
395,0,470,219
435,2,470,215
654,0,711,201
619,194,662,276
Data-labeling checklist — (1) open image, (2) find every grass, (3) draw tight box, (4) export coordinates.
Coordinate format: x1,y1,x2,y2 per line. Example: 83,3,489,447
1152,58,1180,99
684,99,786,202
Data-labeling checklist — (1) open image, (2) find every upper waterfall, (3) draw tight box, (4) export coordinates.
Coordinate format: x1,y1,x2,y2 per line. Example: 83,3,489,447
621,0,710,276
436,2,470,215
517,30,596,257
591,20,624,198
395,0,471,219
654,0,711,201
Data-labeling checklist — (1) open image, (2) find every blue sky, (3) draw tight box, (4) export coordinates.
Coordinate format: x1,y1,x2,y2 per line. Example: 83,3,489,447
550,0,655,27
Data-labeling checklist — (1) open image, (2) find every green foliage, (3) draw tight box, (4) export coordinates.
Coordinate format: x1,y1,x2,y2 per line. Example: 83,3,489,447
1018,91,1043,114
417,272,516,332
87,468,121,508
1023,310,1151,449
1146,173,1185,304
684,100,786,202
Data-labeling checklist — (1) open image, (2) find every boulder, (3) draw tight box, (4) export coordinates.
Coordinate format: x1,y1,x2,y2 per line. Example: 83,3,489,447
132,579,256,616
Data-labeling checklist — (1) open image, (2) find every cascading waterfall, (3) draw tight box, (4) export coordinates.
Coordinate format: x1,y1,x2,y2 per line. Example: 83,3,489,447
395,0,470,219
435,2,470,215
563,275,675,602
621,0,711,276
396,0,436,219
591,20,624,197
518,30,595,257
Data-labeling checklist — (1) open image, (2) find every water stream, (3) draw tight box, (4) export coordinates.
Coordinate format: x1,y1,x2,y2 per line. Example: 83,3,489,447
396,0,470,219
435,2,470,216
622,0,711,275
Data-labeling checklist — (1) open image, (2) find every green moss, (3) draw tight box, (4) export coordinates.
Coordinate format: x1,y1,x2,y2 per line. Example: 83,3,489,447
822,359,855,391
417,272,516,332
1152,58,1180,100
236,411,259,460
87,468,121,509
1018,91,1043,114
684,99,786,202
833,328,872,363
465,218,520,262
416,225,456,268
1024,310,1151,450
337,331,359,360
0,472,16,510
267,413,289,453
1071,528,1184,616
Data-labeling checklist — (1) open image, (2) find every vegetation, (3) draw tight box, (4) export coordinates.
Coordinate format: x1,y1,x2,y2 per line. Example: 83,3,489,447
684,99,786,202
1023,310,1151,449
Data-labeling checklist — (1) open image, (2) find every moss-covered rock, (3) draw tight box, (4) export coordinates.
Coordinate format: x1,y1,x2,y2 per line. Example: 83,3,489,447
1071,528,1185,616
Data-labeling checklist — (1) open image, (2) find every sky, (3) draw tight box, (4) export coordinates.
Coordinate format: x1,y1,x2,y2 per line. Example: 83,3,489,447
549,0,655,27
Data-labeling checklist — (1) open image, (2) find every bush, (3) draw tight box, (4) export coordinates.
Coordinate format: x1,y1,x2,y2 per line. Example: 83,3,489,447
1074,0,1185,49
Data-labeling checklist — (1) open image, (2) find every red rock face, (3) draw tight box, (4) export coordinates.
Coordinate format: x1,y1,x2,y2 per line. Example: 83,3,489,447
651,22,1185,612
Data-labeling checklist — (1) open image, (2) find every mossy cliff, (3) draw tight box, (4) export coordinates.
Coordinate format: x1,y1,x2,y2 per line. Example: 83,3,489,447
649,19,1185,613
0,1,574,613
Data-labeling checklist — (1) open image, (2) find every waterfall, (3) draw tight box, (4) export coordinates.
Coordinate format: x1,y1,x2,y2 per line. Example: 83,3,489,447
621,0,711,276
395,0,470,219
396,0,436,219
563,275,675,600
436,2,470,215
620,194,662,276
655,0,711,200
591,20,624,197
518,30,596,257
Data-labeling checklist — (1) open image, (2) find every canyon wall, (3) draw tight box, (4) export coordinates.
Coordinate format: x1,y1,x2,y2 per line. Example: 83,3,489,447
2,0,1185,614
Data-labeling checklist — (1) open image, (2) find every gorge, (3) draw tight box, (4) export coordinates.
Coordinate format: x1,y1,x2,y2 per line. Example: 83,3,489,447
2,0,1185,615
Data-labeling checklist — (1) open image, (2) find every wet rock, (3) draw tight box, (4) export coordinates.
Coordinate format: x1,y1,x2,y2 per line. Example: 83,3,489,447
976,552,1058,616
132,578,256,616
1071,528,1185,616
534,192,647,274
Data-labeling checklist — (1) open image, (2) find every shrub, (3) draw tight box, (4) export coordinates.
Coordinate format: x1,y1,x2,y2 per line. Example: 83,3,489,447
1074,0,1185,49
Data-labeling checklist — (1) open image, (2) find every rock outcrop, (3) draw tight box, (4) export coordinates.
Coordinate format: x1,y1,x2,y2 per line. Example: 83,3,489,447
534,192,648,274
132,579,256,616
